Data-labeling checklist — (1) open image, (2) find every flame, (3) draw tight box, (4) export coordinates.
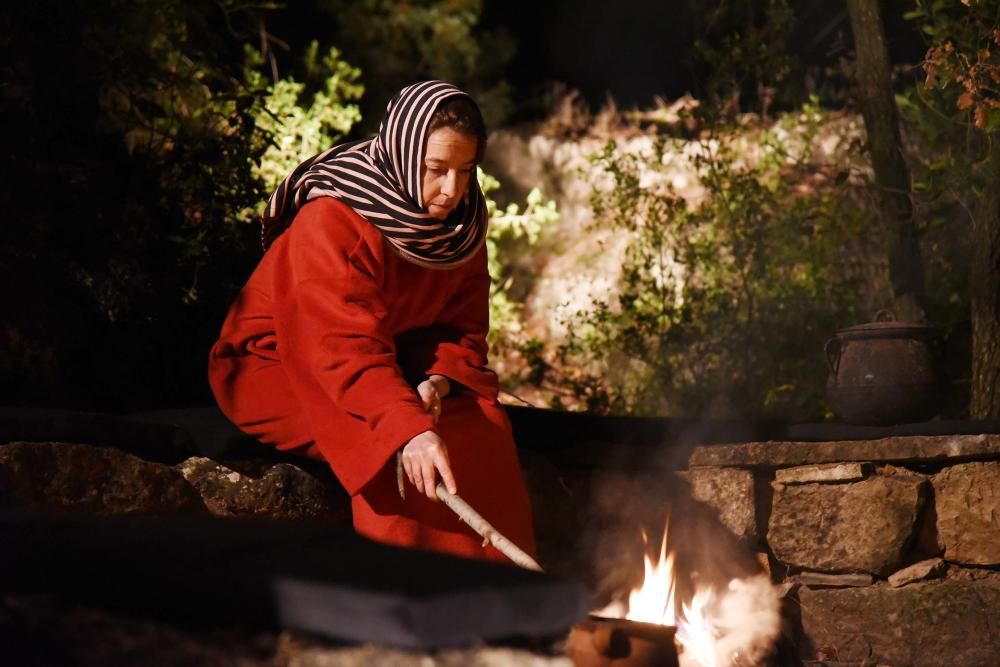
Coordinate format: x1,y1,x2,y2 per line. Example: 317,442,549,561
595,517,782,667
623,527,678,625
596,521,722,667
676,588,720,667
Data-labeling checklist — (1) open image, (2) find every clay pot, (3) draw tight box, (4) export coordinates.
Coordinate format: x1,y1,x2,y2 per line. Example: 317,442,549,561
825,311,946,426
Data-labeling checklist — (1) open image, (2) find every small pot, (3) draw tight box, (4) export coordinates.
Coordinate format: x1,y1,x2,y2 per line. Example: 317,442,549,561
825,310,946,426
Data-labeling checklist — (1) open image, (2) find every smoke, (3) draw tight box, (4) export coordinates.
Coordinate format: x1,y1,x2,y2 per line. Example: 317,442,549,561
703,574,781,667
587,466,783,667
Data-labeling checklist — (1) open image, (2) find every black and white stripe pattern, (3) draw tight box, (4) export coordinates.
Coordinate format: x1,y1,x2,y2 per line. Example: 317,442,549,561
261,81,487,269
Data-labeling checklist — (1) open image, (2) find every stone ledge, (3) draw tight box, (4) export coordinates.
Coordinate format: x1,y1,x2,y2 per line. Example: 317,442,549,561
689,433,1000,468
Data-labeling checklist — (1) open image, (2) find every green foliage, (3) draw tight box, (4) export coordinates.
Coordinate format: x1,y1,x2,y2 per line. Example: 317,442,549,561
248,42,364,205
530,104,868,418
1,0,367,409
479,169,559,350
894,0,1000,324
84,0,274,297
317,0,516,129
905,0,1000,137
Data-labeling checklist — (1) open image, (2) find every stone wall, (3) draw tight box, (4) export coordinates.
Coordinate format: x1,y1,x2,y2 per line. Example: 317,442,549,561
680,434,1000,667
4,415,998,666
0,437,568,665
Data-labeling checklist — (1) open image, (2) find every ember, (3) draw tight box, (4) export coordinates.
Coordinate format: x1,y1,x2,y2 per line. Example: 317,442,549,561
592,518,780,667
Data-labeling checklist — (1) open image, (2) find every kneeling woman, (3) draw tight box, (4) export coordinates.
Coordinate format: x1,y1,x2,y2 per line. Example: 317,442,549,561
208,81,536,564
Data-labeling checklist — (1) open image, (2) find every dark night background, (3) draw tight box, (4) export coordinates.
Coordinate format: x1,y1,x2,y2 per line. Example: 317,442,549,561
0,1,969,416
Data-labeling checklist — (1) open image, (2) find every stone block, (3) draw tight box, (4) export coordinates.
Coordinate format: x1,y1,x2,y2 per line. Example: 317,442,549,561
888,558,947,587
689,433,1000,468
934,462,1000,565
775,463,870,484
677,467,756,541
0,442,204,514
799,581,1000,666
946,565,1000,587
768,474,926,575
178,457,349,521
794,572,874,588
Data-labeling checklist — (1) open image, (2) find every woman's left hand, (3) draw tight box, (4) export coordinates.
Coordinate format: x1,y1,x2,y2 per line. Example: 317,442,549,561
398,375,452,499
417,374,450,424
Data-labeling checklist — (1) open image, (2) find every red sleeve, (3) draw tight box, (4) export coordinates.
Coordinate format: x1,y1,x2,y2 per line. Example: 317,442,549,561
424,246,500,401
270,198,435,492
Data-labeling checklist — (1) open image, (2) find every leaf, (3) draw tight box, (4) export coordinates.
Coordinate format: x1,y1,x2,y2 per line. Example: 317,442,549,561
974,104,989,129
894,93,915,109
957,92,975,110
987,109,1000,132
923,63,937,89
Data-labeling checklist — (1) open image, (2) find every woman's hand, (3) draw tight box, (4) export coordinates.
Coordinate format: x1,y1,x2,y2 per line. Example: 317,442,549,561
417,374,450,424
400,430,457,500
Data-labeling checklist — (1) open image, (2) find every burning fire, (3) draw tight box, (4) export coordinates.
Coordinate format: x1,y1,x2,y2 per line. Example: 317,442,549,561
596,520,780,667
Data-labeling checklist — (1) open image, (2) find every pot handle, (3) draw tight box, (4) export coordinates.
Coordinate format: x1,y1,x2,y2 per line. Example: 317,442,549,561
824,337,841,376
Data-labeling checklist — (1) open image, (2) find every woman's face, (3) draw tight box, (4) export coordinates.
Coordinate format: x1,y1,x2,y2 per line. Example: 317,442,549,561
421,127,477,220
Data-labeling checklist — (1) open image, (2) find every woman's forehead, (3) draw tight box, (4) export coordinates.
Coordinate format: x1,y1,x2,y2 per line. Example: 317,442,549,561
424,127,477,163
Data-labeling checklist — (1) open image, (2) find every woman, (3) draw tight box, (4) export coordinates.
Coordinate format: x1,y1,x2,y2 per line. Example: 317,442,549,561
208,81,536,564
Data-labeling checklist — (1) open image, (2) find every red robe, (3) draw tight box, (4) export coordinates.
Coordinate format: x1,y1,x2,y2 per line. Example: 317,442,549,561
209,197,536,563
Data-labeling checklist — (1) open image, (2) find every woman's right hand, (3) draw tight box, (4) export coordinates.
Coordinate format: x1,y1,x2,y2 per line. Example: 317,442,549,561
400,430,457,500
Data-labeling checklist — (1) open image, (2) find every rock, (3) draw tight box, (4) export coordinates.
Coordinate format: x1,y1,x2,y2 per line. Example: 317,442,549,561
946,565,1000,588
775,582,799,599
799,581,1000,666
795,572,874,588
178,457,349,521
689,433,1000,468
677,467,756,541
768,475,926,575
933,462,1000,565
888,558,947,587
774,463,870,485
755,551,771,577
0,442,204,514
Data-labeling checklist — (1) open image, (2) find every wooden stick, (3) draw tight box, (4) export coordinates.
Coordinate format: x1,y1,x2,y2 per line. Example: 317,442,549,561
436,483,543,572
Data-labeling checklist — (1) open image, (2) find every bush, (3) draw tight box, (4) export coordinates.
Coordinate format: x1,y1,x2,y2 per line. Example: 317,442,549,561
516,103,872,419
0,0,364,410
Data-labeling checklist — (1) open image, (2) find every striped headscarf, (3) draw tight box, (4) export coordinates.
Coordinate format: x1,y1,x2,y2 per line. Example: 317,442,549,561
261,80,487,269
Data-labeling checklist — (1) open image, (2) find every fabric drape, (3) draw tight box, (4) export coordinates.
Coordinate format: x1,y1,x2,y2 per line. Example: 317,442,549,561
260,80,487,269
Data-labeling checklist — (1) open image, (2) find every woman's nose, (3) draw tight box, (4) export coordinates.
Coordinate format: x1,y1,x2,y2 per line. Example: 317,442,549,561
441,170,459,198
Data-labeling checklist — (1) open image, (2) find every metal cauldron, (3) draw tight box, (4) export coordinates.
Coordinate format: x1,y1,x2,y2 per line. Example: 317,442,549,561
825,310,946,426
